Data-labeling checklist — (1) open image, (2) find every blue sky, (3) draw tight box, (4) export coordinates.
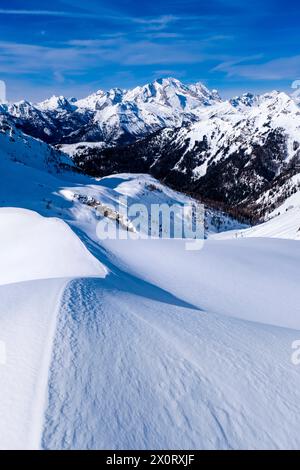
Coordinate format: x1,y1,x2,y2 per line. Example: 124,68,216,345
0,0,299,101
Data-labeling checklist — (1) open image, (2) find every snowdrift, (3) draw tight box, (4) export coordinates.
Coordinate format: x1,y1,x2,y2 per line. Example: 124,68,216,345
0,208,106,286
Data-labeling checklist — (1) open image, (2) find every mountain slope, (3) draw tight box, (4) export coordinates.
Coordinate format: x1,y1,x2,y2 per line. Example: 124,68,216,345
0,114,74,173
3,78,300,221
0,120,300,450
214,172,300,240
72,91,300,221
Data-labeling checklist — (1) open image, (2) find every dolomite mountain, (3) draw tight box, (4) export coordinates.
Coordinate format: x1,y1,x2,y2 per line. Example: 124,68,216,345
1,77,300,221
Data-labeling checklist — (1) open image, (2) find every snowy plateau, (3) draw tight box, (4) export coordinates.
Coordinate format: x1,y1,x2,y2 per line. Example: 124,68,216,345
0,78,300,450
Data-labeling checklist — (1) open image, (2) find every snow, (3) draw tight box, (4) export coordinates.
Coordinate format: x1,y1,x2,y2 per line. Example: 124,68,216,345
76,78,220,113
154,90,300,184
99,237,300,330
58,141,107,158
71,78,222,141
214,208,300,241
0,116,74,172
0,279,67,450
36,96,75,112
0,123,300,449
41,276,300,450
0,205,105,449
0,208,106,286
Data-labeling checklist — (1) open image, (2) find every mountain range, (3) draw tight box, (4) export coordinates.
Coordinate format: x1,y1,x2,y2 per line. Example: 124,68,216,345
1,77,300,223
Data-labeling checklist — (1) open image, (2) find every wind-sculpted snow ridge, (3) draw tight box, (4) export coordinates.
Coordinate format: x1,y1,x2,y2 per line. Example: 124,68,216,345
0,208,106,449
0,208,106,286
40,227,300,449
41,275,300,450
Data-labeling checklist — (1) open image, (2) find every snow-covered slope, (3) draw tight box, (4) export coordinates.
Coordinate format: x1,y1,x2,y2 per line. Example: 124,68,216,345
42,268,300,450
214,207,300,240
1,102,300,450
37,95,76,113
0,132,107,449
0,208,105,449
0,278,68,450
78,90,300,221
0,208,105,286
0,114,74,173
3,78,300,221
214,172,300,240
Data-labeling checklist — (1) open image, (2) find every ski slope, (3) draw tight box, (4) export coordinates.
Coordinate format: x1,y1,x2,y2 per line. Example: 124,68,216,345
0,135,300,449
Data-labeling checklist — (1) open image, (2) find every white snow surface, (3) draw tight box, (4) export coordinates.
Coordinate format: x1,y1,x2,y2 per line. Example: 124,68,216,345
214,208,300,241
0,208,105,286
0,206,105,449
0,279,67,449
0,129,300,450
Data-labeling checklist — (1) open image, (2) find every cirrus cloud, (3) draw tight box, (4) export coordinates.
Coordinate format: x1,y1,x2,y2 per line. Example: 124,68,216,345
214,55,300,80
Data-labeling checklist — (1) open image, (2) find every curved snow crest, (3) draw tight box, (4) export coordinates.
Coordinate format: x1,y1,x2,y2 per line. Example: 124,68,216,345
0,207,106,286
41,277,300,450
0,278,68,449
0,208,106,449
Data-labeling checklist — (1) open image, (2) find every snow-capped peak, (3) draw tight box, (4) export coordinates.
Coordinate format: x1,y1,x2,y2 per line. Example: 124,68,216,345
75,77,221,113
3,78,224,146
188,81,222,104
7,100,36,118
65,78,224,143
230,90,297,115
37,95,75,112
230,92,259,109
255,91,298,116
75,89,108,110
124,77,221,109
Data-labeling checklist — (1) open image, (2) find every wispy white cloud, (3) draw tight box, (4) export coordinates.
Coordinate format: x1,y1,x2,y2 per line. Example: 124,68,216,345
132,15,178,32
0,9,179,24
0,9,214,27
154,69,186,78
214,55,300,80
145,32,183,39
0,9,96,18
0,37,206,78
